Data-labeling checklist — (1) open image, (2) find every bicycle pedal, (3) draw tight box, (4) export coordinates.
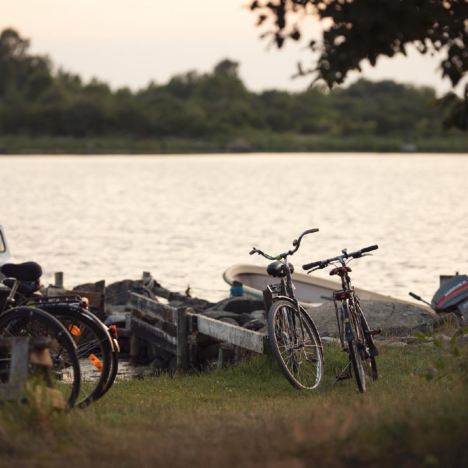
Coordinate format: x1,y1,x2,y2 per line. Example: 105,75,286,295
336,374,352,380
341,348,348,353
367,329,382,336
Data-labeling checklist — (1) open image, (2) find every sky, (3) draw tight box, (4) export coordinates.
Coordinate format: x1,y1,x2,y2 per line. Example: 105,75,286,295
2,0,464,96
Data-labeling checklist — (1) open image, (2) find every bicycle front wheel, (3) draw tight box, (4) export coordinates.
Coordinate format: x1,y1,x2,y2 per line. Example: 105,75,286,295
268,300,323,390
345,303,366,393
0,307,81,407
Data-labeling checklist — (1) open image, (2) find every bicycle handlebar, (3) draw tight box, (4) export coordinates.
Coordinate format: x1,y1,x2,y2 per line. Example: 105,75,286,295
302,245,379,271
250,228,319,261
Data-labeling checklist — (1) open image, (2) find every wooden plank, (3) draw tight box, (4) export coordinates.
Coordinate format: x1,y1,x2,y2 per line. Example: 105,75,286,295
176,307,188,372
127,293,176,325
127,315,177,355
9,337,29,386
193,314,265,354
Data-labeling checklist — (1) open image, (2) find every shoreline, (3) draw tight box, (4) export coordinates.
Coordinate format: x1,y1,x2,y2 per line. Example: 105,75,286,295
1,135,468,155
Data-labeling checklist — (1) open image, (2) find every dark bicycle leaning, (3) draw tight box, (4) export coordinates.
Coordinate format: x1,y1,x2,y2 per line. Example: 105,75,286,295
250,228,324,390
302,245,381,393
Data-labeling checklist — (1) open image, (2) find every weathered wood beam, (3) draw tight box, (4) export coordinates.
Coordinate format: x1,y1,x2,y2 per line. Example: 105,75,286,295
127,315,177,355
128,293,176,325
193,314,265,354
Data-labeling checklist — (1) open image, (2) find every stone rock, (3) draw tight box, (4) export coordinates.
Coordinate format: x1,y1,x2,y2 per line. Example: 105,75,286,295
202,310,241,321
219,317,240,326
305,301,436,337
104,314,127,327
105,279,135,306
202,342,235,361
205,296,265,314
196,332,222,347
238,313,255,326
243,318,267,331
251,310,267,320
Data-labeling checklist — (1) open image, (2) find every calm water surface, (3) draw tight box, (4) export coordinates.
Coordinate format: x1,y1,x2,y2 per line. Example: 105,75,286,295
0,154,466,304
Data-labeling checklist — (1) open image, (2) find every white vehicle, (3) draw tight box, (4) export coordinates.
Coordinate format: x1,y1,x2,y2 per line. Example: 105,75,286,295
0,225,13,279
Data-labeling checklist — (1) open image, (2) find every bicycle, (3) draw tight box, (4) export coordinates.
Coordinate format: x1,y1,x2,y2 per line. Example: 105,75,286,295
249,229,324,390
0,261,117,407
302,245,381,393
0,263,81,407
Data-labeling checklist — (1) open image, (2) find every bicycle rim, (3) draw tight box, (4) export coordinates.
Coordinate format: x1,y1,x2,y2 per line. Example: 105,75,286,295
52,309,112,407
347,311,366,393
268,300,323,390
0,307,81,407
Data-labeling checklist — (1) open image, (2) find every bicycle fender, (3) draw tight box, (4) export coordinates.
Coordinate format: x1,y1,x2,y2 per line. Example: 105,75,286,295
342,302,355,342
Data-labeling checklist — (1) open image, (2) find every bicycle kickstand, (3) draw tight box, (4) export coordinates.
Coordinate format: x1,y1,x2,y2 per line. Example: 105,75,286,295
331,360,353,388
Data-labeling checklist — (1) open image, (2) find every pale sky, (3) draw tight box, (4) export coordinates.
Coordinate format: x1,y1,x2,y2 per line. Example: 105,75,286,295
2,0,464,95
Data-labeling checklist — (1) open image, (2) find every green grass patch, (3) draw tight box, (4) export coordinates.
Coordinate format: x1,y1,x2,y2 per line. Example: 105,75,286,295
0,345,466,468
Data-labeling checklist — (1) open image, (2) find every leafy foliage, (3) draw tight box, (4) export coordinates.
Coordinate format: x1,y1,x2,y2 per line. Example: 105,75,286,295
250,0,468,87
0,28,464,139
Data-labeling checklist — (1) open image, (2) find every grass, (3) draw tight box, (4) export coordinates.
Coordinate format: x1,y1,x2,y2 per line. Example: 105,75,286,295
1,134,468,154
0,344,466,468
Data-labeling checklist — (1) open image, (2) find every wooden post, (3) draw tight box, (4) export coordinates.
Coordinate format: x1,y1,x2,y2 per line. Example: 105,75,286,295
9,337,29,386
176,307,188,372
130,335,141,363
54,272,64,288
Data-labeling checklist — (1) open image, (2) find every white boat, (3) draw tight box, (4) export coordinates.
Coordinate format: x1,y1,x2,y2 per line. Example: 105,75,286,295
223,264,418,308
0,225,13,279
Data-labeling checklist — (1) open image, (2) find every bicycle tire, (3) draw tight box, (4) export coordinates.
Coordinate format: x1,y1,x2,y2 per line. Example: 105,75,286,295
39,305,113,407
357,304,378,381
0,307,81,407
268,300,323,390
345,302,366,393
100,349,118,399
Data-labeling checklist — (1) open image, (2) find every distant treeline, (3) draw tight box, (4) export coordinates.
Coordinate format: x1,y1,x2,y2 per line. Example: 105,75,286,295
0,28,464,145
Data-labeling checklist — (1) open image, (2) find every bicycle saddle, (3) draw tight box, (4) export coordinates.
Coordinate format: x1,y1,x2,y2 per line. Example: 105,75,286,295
2,277,41,295
0,262,42,282
267,261,294,277
329,266,352,276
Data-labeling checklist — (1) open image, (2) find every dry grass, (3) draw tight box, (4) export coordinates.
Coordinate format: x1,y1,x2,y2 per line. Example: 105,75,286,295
0,344,466,468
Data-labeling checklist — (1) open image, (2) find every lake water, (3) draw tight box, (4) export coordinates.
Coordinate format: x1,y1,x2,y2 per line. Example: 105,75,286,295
0,154,466,306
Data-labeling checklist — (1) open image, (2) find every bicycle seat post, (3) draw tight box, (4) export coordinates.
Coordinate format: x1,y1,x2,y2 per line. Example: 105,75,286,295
5,279,19,308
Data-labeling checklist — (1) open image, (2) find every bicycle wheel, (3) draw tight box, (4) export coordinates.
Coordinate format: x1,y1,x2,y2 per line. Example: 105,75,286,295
344,302,366,393
0,307,81,407
268,300,323,390
356,304,378,381
41,306,113,407
100,349,118,399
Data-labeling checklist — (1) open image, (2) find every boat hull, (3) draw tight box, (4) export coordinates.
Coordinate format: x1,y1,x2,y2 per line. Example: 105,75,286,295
223,264,421,308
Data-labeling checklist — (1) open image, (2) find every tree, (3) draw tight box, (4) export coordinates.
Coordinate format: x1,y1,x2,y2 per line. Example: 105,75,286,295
250,1,468,87
250,0,468,130
0,28,51,98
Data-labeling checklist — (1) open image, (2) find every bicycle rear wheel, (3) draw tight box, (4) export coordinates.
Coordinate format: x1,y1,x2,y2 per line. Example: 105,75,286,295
0,307,81,407
268,300,323,390
41,306,113,407
345,303,366,393
357,305,378,381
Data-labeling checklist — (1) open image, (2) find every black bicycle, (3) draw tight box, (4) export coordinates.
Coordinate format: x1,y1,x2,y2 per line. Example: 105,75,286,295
303,245,381,393
250,229,324,390
0,261,117,407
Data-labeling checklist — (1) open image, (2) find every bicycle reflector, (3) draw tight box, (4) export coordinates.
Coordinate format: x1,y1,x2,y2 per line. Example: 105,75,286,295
68,324,81,336
335,292,351,301
88,354,103,373
109,325,118,339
